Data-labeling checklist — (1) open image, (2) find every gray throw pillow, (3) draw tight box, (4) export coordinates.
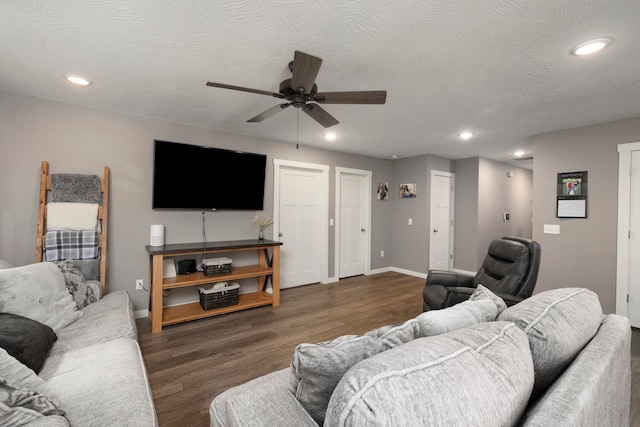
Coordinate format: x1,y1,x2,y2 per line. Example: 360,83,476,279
292,319,422,424
497,287,603,400
470,284,508,314
325,322,534,426
291,296,500,424
0,262,82,333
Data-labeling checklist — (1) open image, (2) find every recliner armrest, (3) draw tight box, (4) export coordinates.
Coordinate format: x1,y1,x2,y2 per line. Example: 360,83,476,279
426,270,474,288
443,286,475,307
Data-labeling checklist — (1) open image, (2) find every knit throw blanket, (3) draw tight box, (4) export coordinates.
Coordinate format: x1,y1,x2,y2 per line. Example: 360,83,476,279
51,174,101,204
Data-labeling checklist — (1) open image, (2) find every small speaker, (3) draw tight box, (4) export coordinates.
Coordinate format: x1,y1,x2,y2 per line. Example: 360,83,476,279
176,259,196,275
150,224,164,246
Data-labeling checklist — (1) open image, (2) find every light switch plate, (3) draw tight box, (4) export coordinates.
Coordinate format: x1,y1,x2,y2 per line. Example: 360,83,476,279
543,224,560,234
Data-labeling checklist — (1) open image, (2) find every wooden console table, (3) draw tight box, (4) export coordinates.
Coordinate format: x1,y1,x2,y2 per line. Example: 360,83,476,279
145,239,282,333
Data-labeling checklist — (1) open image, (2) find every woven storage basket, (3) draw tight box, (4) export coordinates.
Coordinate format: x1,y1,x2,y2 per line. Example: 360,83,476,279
202,257,232,276
199,282,239,310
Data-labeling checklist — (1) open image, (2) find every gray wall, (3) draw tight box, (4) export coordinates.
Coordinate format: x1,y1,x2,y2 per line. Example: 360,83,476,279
391,155,454,273
532,117,640,314
454,157,533,271
0,91,395,311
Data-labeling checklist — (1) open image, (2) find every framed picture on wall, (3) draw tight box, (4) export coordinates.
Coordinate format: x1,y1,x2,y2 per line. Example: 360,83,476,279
400,183,417,198
377,182,389,200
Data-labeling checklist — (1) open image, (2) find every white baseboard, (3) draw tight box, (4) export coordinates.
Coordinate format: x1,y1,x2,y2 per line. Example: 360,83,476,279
134,309,149,319
389,267,427,280
367,267,391,275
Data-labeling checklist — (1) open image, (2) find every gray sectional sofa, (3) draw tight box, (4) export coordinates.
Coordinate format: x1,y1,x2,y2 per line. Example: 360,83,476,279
210,286,631,427
0,261,157,426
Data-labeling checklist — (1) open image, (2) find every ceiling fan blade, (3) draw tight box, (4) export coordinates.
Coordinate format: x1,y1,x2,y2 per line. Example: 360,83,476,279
206,81,284,98
247,103,291,123
302,103,339,128
291,51,323,94
314,90,387,104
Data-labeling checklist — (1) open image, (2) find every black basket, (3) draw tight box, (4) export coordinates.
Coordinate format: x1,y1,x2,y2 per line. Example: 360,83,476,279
199,287,239,310
202,257,233,276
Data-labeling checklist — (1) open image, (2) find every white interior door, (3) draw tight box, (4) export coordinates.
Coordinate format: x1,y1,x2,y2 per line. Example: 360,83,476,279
335,167,371,281
273,160,329,289
339,173,365,278
430,170,455,271
616,142,640,326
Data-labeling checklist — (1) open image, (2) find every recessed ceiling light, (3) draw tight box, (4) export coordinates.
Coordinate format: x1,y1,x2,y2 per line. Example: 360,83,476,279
457,131,475,140
570,38,612,56
324,132,337,141
65,74,91,86
513,150,526,157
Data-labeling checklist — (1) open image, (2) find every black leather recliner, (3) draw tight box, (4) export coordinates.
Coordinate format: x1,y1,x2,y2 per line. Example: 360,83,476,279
423,236,541,311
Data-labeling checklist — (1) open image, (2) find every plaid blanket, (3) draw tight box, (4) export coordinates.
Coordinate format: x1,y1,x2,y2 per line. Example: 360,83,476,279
44,231,99,262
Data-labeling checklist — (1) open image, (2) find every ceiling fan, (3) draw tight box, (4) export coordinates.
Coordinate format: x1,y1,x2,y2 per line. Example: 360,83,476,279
206,50,387,128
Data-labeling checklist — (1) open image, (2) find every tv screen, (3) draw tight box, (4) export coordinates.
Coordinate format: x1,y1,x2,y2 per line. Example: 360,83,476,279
152,140,267,210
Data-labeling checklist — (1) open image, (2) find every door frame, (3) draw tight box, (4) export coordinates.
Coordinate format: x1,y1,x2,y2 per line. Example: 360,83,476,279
273,159,330,285
429,170,455,271
335,167,372,279
616,142,640,316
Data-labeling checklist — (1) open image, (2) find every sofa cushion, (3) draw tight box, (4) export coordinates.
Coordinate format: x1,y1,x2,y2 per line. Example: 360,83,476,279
0,378,66,426
0,313,57,373
0,262,82,333
291,295,499,424
48,290,137,358
0,348,59,407
40,338,157,426
497,287,602,401
325,322,534,426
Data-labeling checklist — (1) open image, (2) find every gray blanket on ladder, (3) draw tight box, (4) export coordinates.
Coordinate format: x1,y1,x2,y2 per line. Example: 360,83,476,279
51,174,101,204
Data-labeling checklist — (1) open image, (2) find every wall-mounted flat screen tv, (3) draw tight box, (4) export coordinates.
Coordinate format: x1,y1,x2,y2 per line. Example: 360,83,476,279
152,140,267,210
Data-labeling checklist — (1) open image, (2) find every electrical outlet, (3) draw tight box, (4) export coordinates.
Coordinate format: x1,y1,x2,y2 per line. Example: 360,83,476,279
380,250,384,257
136,279,144,290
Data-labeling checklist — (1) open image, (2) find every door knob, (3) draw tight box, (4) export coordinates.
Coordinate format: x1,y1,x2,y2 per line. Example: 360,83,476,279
433,228,439,233
278,232,283,237
361,228,366,232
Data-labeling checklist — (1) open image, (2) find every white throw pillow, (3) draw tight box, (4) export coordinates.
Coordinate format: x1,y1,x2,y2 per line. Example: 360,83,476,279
0,262,82,333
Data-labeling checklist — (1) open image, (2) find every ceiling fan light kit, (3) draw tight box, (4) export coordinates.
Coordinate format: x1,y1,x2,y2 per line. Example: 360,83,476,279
206,50,387,128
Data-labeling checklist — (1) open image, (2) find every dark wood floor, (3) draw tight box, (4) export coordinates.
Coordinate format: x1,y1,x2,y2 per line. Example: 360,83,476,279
137,272,640,427
137,271,425,427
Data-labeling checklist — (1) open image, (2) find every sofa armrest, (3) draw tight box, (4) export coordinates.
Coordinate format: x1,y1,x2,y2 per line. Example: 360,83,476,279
210,368,318,427
521,314,631,427
426,270,474,288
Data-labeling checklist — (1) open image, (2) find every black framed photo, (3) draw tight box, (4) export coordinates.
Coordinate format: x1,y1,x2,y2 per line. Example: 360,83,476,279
557,171,588,218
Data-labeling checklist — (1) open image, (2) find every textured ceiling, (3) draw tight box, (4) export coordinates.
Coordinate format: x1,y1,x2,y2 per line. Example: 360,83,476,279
2,1,640,168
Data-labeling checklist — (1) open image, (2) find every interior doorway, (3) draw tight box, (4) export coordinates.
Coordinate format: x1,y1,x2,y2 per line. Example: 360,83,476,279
335,167,371,279
429,170,455,271
273,159,329,288
616,142,640,326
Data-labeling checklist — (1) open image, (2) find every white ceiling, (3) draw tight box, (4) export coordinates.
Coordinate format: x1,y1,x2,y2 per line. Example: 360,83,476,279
3,1,640,169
